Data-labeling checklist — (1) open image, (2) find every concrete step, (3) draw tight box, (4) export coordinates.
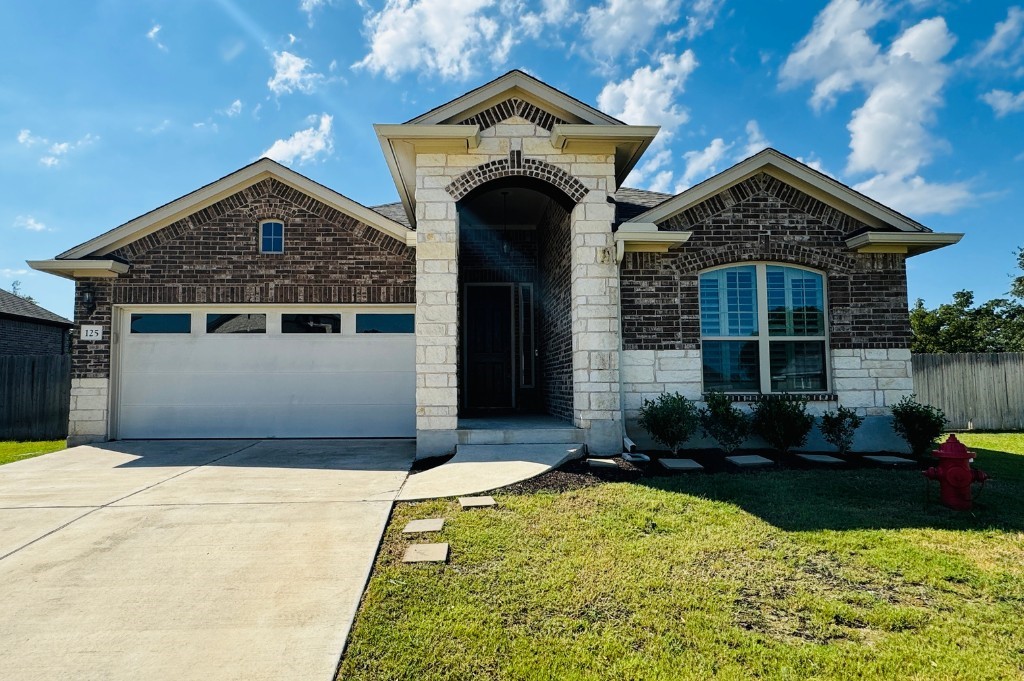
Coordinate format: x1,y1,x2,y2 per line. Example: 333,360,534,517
456,427,585,445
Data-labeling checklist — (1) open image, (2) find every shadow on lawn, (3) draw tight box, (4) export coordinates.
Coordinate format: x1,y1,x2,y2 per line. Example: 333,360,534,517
636,447,1024,533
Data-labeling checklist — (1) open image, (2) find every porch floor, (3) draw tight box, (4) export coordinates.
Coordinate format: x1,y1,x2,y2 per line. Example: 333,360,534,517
457,414,572,430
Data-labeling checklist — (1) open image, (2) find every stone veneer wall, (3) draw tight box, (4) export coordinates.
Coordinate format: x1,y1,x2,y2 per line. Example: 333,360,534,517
619,172,915,452
414,111,623,456
537,202,572,422
67,178,416,444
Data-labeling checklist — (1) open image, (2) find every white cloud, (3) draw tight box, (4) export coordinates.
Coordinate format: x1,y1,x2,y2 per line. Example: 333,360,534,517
624,148,673,190
221,99,243,117
678,137,731,189
261,114,334,165
583,0,682,61
521,0,572,38
782,2,970,215
13,215,50,232
300,0,331,26
354,0,499,80
737,119,769,160
677,0,726,41
268,51,325,95
983,89,1024,117
1,268,30,279
779,0,887,111
18,129,97,167
147,24,168,52
967,6,1024,69
597,52,699,135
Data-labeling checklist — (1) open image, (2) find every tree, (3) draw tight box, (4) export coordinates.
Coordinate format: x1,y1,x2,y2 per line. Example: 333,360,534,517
1012,247,1024,300
910,290,1024,353
8,280,36,304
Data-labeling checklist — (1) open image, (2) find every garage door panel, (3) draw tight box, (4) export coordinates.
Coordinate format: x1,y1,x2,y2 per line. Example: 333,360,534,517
117,308,416,439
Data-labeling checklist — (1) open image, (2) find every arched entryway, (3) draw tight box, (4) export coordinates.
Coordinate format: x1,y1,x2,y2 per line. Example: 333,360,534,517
456,177,578,422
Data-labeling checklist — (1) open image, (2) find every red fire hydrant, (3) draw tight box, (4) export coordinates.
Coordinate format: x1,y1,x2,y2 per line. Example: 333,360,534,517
923,435,988,511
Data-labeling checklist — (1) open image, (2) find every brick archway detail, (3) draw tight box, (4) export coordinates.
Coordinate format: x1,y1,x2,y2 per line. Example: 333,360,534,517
445,154,589,203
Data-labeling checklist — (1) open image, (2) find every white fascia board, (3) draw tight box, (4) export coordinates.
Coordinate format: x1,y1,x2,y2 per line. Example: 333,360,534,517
57,158,413,260
28,259,130,280
613,223,692,261
845,231,963,257
408,72,622,126
629,149,932,233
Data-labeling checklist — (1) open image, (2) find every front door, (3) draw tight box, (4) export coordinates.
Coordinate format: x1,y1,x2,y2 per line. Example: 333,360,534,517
463,284,514,411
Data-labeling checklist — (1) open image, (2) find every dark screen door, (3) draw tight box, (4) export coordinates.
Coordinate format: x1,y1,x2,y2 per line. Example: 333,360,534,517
464,284,514,410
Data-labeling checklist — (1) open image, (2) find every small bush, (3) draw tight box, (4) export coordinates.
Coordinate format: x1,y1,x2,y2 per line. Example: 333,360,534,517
752,395,814,454
638,392,699,454
819,406,864,456
890,394,947,458
700,391,751,453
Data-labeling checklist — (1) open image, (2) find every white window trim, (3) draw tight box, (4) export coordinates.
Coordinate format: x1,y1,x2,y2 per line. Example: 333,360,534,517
699,262,831,394
259,219,285,254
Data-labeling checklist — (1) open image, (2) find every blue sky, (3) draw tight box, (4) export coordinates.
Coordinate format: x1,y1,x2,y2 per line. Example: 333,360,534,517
3,0,1022,319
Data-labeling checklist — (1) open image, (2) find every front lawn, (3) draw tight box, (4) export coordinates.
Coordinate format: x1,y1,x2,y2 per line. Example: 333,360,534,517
0,440,65,466
340,433,1024,680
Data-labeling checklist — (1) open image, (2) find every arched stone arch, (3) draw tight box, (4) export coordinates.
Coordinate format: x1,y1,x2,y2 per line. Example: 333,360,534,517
666,238,855,277
445,155,589,204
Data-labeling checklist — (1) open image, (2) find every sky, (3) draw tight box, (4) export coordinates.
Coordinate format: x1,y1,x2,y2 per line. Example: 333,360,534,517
2,0,1022,320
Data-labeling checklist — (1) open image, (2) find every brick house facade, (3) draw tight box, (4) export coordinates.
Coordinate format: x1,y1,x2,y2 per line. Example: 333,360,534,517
0,289,72,356
30,71,961,452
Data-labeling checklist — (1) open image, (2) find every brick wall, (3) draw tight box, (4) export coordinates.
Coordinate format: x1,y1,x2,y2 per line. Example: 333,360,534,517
538,202,573,421
72,177,415,378
620,172,912,351
0,318,69,356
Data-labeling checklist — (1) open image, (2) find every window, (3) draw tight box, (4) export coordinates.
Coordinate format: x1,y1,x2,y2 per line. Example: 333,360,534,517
355,313,414,334
699,264,827,393
282,313,340,334
130,313,191,334
260,221,284,253
206,314,266,334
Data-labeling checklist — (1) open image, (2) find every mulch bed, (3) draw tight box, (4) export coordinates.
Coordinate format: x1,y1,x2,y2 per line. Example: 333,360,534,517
496,449,924,495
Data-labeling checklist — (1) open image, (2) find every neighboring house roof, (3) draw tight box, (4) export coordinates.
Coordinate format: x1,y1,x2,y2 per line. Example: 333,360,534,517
406,69,624,126
29,158,416,280
0,289,73,327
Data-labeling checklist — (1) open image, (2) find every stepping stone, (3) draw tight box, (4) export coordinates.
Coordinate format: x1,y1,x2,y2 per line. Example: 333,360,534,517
659,458,704,472
459,496,496,509
587,458,618,469
863,455,916,465
726,454,775,468
402,518,445,534
796,454,845,465
402,543,449,564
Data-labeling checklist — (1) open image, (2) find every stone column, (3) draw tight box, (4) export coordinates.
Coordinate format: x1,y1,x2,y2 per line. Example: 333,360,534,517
413,154,460,458
569,169,623,455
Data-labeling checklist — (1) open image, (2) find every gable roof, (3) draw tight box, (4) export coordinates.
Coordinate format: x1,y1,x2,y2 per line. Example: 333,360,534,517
0,289,72,327
53,158,414,262
407,70,623,127
630,148,933,233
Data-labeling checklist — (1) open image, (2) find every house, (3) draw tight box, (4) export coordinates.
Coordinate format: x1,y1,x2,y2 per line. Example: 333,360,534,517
0,289,72,356
29,71,962,452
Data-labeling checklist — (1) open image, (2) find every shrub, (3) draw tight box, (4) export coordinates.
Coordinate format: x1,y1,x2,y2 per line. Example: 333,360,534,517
890,394,947,458
637,392,699,454
751,395,814,454
819,406,864,456
699,391,751,454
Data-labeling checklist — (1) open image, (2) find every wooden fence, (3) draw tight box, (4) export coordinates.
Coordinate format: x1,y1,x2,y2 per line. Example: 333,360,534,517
912,353,1024,431
0,355,71,440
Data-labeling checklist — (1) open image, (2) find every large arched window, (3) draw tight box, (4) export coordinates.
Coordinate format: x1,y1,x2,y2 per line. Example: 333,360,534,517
699,264,828,393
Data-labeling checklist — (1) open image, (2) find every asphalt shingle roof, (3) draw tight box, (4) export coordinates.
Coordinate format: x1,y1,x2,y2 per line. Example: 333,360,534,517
0,289,73,326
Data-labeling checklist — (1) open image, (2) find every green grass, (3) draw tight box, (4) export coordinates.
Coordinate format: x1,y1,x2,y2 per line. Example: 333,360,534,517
340,433,1024,680
0,440,65,466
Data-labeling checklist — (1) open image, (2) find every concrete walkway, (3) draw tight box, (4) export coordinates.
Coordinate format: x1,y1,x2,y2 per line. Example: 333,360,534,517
0,439,413,681
398,443,582,501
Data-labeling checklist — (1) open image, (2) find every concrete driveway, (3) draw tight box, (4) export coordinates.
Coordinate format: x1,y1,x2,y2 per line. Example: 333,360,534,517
0,439,413,681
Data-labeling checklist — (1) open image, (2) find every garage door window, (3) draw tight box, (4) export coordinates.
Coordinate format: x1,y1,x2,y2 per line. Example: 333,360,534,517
356,313,414,334
282,313,341,334
130,313,191,334
206,314,266,334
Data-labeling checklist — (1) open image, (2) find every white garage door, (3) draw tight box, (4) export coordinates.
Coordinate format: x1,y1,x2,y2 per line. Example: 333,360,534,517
115,307,415,439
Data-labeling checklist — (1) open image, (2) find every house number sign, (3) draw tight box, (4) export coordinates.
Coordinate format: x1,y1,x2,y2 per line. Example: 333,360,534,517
81,325,104,341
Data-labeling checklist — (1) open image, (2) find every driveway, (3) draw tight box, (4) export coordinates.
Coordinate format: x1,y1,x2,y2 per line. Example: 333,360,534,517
0,439,413,681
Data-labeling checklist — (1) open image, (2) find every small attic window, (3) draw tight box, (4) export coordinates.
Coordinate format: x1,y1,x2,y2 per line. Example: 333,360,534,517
260,221,284,254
